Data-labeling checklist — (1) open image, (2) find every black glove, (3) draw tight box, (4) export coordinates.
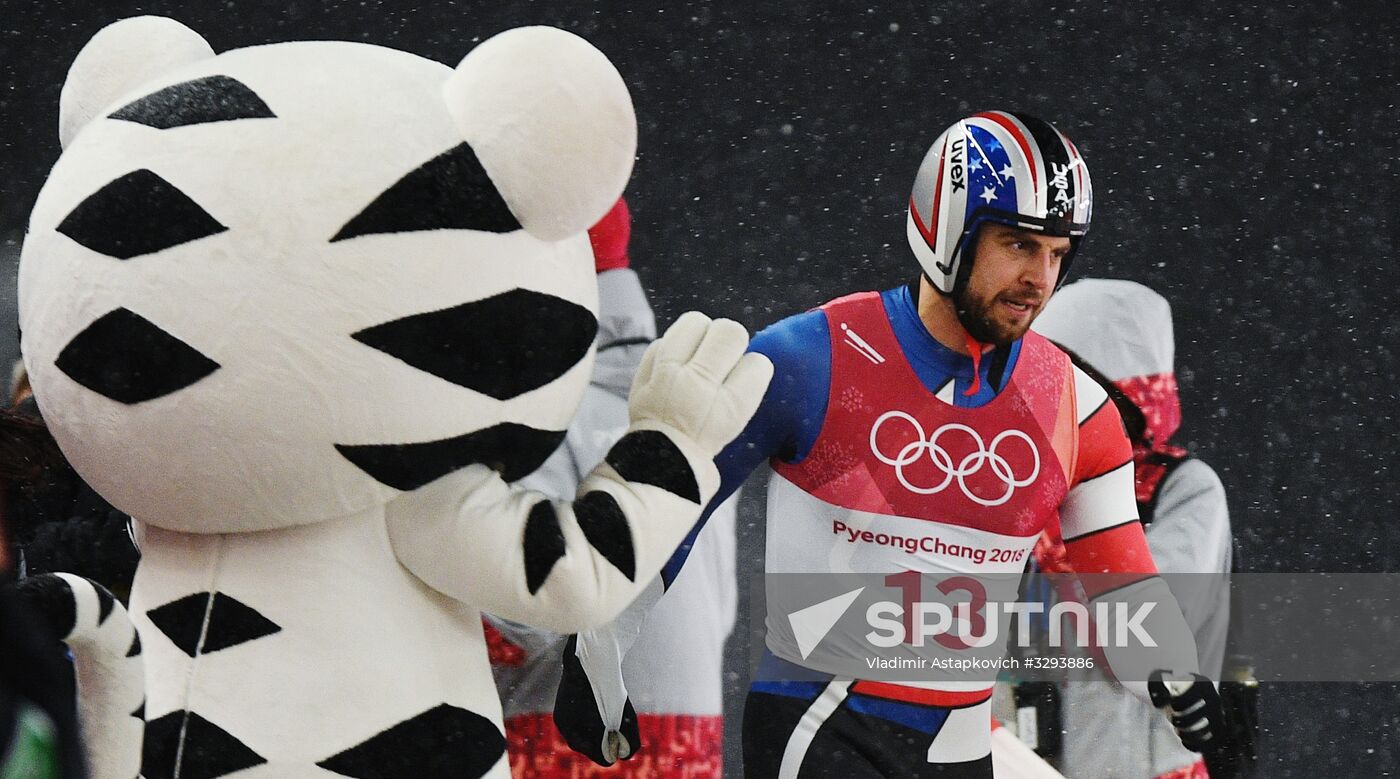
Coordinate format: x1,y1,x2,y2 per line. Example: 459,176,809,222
1148,670,1224,753
1012,681,1062,760
1204,672,1260,778
552,634,640,766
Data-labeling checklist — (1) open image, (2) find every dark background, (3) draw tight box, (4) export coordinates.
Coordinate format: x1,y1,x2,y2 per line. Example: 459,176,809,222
2,1,1395,774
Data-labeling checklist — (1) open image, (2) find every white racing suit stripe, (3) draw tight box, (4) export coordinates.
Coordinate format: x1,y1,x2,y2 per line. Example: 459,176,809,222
778,680,852,779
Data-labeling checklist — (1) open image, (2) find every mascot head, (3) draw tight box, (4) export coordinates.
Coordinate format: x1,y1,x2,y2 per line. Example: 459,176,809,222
20,17,636,533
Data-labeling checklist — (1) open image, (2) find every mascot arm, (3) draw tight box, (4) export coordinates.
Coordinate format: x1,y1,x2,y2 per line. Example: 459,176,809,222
388,312,771,633
14,574,144,779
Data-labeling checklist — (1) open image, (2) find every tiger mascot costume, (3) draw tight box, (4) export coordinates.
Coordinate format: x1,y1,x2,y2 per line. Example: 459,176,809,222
17,16,770,779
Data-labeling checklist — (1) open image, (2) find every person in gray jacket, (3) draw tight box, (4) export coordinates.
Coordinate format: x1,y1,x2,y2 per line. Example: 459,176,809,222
1029,278,1233,779
488,197,739,776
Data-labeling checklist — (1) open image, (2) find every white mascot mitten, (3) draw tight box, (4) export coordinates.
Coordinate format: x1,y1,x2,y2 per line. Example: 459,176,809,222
20,16,770,778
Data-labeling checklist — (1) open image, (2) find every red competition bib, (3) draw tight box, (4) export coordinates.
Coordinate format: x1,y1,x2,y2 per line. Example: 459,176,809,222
768,292,1080,575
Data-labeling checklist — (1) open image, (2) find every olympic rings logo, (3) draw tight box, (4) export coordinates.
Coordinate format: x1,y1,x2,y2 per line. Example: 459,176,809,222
868,411,1040,506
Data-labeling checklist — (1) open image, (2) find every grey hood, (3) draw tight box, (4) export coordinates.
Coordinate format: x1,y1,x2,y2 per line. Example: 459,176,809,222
1031,278,1175,382
592,268,656,398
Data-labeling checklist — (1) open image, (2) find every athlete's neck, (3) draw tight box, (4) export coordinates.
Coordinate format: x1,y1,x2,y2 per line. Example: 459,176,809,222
914,276,987,357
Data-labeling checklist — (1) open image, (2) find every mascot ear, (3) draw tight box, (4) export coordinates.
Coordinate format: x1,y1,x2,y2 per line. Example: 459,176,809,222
444,26,636,242
59,16,214,149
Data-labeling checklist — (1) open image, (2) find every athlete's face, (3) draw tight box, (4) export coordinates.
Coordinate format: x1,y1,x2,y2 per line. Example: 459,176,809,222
955,224,1070,345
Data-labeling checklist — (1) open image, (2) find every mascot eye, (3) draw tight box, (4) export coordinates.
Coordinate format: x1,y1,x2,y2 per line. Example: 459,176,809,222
56,170,227,259
351,288,597,400
108,75,276,129
330,143,520,241
56,307,220,404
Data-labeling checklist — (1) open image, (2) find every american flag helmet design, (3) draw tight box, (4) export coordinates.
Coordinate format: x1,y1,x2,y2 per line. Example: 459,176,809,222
906,111,1093,294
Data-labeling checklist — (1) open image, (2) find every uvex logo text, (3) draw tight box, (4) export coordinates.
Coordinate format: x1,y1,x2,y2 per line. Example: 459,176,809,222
948,136,966,193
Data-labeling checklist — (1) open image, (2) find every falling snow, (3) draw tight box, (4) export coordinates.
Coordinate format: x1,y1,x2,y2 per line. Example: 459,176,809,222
0,2,1394,775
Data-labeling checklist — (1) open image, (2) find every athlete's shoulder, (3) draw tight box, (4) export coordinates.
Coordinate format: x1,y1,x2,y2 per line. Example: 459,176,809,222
750,306,831,365
1025,331,1118,432
1020,328,1075,370
821,289,884,311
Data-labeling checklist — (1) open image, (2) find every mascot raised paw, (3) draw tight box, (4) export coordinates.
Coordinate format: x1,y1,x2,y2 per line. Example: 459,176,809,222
19,17,772,779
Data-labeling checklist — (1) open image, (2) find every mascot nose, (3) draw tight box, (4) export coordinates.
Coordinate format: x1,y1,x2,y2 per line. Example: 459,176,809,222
55,307,220,404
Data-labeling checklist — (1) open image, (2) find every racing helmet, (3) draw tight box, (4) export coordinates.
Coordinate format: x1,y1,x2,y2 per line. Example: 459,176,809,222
906,111,1093,294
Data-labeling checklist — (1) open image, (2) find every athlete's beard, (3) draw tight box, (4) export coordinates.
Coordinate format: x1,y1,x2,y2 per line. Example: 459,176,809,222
953,285,1037,346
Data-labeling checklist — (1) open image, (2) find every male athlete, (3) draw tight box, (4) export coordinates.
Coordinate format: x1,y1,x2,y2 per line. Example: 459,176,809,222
557,111,1223,777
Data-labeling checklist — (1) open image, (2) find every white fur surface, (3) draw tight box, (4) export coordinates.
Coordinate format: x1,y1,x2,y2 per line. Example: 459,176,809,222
59,16,214,148
446,26,637,241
